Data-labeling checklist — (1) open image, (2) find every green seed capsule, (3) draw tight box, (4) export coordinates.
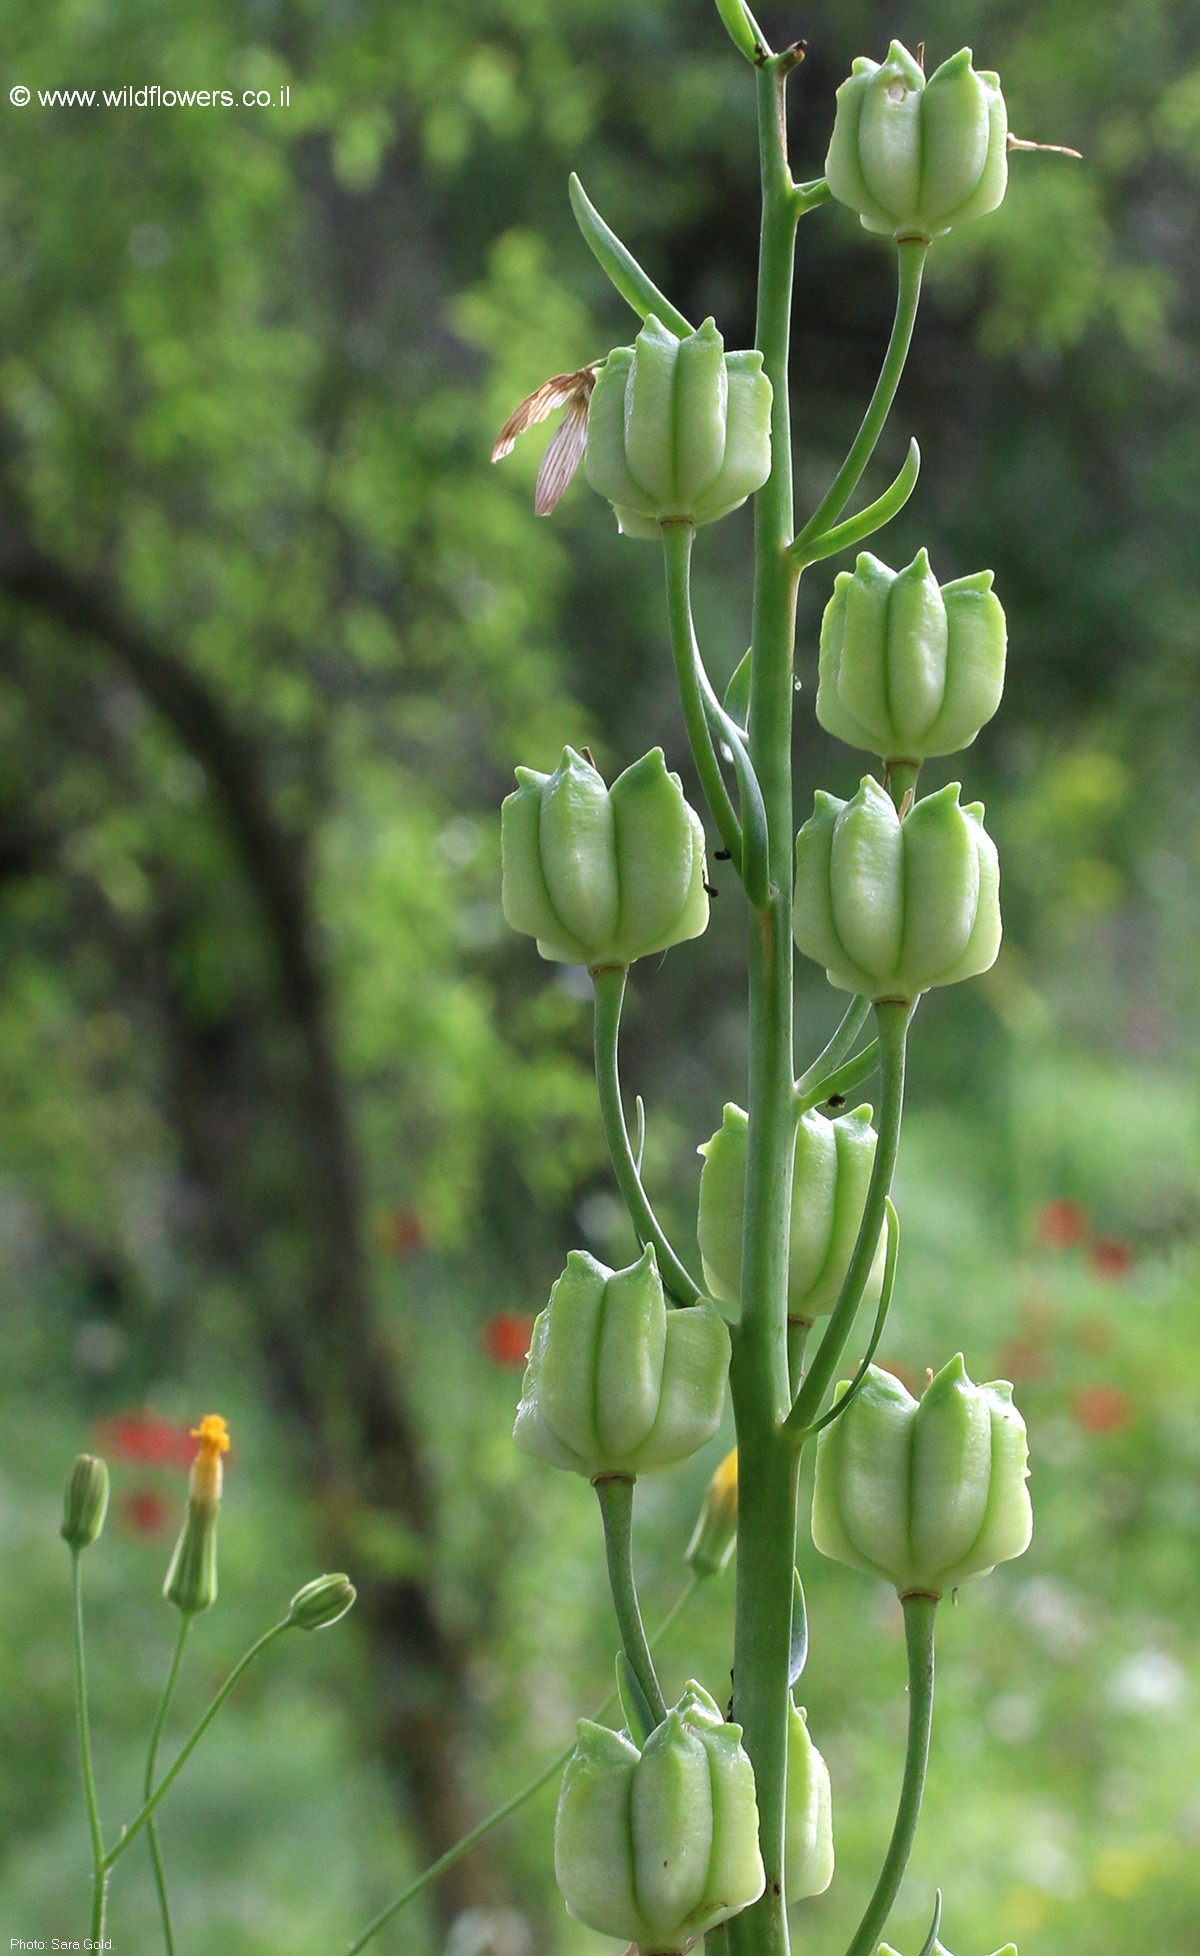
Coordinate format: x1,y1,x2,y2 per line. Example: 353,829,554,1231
818,550,1007,761
811,1355,1033,1597
513,1245,730,1479
827,42,1008,240
288,1574,357,1630
555,1680,765,1949
585,316,772,537
785,1700,834,1903
502,746,709,967
793,776,1001,1002
61,1454,109,1552
697,1102,887,1321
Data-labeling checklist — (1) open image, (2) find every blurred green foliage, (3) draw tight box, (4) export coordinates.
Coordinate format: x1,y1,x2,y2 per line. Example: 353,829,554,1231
1,0,1200,1951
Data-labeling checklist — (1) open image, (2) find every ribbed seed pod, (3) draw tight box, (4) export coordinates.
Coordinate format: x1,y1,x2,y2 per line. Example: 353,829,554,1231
793,777,1001,1001
817,549,1006,761
555,1680,765,1950
697,1101,887,1320
502,746,709,966
826,42,1008,240
585,315,772,537
811,1356,1033,1596
513,1245,730,1479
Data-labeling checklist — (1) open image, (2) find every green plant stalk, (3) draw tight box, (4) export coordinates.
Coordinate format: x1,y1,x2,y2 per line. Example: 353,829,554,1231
792,238,929,555
842,1595,938,1956
725,54,803,1956
795,1038,880,1115
662,522,746,879
145,1613,193,1956
795,994,871,1098
105,1619,291,1869
342,1577,701,1956
788,1001,910,1436
70,1550,107,1946
591,964,704,1305
594,1473,667,1724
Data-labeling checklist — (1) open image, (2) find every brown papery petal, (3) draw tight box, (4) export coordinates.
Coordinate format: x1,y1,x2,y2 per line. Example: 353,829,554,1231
491,371,591,462
534,394,591,515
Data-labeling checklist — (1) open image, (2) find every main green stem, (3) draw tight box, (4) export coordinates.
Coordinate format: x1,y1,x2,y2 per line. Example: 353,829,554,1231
106,1620,291,1869
726,57,802,1956
342,1577,700,1955
842,1595,938,1956
70,1551,107,1946
591,964,704,1306
594,1473,667,1725
145,1613,193,1956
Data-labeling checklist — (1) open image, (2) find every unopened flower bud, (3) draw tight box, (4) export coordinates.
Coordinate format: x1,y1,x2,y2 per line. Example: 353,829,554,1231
515,1246,729,1480
812,1356,1032,1597
818,550,1007,762
698,1102,886,1321
288,1573,357,1631
785,1700,834,1903
794,777,1001,1002
502,746,709,968
586,315,772,537
61,1454,109,1552
685,1447,738,1578
827,43,1008,240
164,1414,229,1616
555,1680,765,1947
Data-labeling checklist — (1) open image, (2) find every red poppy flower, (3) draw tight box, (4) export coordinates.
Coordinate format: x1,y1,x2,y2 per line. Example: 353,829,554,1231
1071,1383,1131,1434
1090,1238,1135,1280
376,1207,425,1258
95,1412,195,1470
996,1337,1050,1384
482,1313,535,1367
1035,1199,1088,1250
121,1489,172,1535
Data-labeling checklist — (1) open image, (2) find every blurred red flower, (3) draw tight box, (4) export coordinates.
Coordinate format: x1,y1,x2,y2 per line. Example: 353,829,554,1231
121,1489,172,1535
1072,1383,1132,1434
95,1412,194,1470
482,1313,535,1367
996,1337,1050,1384
376,1206,425,1258
1090,1238,1135,1280
1035,1199,1088,1250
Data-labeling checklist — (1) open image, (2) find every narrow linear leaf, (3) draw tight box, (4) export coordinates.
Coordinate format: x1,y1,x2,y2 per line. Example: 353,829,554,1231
569,174,694,339
789,1567,809,1687
790,439,921,569
616,1649,656,1746
713,0,768,63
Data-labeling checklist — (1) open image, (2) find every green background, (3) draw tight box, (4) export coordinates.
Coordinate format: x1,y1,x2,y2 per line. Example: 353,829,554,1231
1,0,1198,1951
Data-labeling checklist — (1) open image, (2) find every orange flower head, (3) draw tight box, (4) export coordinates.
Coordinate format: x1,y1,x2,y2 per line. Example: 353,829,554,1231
188,1414,230,1511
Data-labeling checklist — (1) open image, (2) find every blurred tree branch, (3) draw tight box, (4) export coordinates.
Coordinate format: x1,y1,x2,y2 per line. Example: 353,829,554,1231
0,499,501,1927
